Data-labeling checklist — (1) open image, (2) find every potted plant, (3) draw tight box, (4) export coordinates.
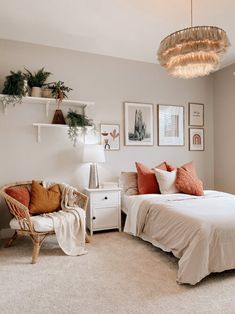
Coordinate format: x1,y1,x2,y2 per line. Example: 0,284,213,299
0,70,26,110
66,109,94,146
47,81,73,124
25,67,51,97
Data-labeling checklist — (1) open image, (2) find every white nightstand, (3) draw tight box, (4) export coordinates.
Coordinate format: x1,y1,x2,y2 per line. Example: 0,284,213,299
84,188,122,235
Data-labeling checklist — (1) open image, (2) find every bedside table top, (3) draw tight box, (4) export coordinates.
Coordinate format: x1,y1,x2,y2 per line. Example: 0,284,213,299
85,187,122,192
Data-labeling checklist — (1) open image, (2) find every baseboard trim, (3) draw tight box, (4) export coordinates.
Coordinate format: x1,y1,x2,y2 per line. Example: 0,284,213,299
0,228,14,239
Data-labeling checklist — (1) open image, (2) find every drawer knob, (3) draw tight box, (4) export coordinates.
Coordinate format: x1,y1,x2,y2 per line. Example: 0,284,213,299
92,216,96,220
104,196,108,200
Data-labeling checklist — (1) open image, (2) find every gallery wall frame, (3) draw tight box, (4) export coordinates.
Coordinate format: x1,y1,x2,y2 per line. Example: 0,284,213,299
188,102,204,127
189,128,205,151
100,123,120,151
124,101,154,146
157,104,185,146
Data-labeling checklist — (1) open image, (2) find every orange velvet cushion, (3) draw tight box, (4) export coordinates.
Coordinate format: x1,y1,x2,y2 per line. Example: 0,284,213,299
135,162,167,194
5,186,30,207
29,181,61,215
175,167,204,196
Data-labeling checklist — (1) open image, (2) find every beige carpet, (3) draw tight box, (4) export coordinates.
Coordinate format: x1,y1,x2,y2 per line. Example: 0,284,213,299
1,232,235,314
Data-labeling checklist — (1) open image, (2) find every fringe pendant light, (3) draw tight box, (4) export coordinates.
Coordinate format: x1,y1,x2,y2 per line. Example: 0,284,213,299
157,0,230,79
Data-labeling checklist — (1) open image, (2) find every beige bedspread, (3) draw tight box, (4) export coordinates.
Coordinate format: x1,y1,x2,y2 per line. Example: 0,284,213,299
135,191,235,285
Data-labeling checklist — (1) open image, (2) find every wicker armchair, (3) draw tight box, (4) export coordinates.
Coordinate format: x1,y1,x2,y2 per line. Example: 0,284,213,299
0,181,89,264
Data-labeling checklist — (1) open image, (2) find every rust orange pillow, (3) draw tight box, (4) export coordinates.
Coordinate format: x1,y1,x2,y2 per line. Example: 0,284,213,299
5,186,30,207
136,162,167,194
181,161,197,176
175,168,204,196
29,181,61,215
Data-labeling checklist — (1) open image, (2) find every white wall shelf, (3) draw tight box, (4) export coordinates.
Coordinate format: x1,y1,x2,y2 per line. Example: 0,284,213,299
0,94,94,115
33,123,94,143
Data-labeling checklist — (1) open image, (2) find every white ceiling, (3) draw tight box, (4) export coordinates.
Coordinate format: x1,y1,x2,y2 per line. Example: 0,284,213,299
0,0,234,67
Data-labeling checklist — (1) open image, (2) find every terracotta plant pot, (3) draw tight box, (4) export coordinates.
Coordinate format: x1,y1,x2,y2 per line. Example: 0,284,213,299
31,87,42,97
52,109,66,124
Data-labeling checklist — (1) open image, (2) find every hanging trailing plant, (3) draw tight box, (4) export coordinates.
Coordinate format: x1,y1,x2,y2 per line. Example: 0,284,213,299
0,70,26,111
66,109,94,146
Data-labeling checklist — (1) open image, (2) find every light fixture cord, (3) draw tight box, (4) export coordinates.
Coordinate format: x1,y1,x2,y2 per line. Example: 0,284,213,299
190,0,193,27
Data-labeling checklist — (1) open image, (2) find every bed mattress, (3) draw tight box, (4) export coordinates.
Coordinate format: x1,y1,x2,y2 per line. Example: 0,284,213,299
124,190,235,285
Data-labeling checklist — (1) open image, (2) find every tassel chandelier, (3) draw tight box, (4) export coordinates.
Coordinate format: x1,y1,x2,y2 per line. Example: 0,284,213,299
157,0,230,79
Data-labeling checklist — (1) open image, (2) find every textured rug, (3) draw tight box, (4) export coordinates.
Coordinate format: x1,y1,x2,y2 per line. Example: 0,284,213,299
1,231,235,314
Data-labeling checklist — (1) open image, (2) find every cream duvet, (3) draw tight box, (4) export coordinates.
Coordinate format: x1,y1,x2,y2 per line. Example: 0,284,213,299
124,191,235,285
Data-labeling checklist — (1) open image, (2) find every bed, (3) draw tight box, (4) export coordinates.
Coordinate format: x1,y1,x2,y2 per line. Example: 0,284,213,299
123,190,235,285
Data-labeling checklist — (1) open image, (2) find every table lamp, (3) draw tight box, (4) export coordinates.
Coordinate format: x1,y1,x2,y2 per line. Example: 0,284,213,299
82,144,106,189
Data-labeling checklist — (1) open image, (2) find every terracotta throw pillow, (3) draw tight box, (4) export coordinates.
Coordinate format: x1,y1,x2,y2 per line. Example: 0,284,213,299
175,168,204,196
181,161,197,176
135,162,167,194
29,181,61,215
5,186,30,207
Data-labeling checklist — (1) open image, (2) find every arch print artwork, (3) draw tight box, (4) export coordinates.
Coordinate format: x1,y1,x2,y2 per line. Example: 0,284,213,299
189,128,204,151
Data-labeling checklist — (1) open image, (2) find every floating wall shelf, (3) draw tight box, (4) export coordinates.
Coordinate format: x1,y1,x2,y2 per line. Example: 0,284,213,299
33,123,94,143
0,94,94,115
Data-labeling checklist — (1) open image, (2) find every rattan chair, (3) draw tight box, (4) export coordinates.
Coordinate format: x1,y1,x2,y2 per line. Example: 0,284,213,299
0,181,89,264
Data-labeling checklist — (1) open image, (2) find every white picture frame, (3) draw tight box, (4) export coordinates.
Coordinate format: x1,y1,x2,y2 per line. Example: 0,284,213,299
158,105,184,146
189,128,204,151
189,103,204,126
100,124,120,151
124,102,154,146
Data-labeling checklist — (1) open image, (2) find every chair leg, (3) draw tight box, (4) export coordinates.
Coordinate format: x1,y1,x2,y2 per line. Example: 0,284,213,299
85,233,90,243
4,231,17,248
32,241,41,264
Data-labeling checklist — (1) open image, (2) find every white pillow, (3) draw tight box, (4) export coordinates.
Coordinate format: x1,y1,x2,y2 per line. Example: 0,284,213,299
154,168,179,194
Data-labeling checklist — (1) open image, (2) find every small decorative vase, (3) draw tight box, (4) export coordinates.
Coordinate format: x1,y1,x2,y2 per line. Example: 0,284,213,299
52,109,66,124
42,88,53,98
31,87,42,97
22,80,29,97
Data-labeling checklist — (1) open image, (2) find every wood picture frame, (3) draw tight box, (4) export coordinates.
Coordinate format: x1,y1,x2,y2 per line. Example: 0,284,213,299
189,103,204,127
157,104,185,146
124,102,154,146
100,124,120,151
189,128,205,151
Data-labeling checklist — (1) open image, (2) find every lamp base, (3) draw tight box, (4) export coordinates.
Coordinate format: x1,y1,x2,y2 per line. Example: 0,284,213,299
88,163,99,189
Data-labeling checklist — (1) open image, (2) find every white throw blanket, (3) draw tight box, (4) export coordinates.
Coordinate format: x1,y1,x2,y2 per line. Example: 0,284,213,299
43,181,87,256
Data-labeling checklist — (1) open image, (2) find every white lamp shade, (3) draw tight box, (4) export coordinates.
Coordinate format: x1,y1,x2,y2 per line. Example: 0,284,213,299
82,144,106,163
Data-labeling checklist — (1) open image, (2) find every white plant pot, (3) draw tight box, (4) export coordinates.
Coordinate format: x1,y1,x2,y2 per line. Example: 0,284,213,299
31,87,42,97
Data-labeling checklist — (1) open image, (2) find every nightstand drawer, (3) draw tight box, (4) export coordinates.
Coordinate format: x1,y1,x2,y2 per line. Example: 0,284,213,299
92,191,119,205
92,206,118,229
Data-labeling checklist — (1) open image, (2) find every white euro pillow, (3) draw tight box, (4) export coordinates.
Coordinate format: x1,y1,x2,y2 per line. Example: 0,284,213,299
154,168,179,194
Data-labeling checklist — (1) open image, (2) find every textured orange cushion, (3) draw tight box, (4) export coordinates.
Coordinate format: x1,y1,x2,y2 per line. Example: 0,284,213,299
136,162,167,194
29,181,61,215
181,161,197,176
175,168,204,196
5,186,30,207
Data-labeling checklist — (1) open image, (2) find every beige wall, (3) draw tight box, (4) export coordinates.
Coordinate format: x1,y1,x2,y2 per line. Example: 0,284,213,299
214,63,235,193
0,39,214,235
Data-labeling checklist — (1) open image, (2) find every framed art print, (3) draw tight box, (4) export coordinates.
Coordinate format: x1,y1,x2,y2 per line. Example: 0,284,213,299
124,102,154,146
158,105,184,146
189,103,204,126
100,124,120,150
189,128,204,151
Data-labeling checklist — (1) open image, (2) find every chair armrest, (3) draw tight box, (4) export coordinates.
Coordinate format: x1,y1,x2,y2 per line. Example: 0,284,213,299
0,190,30,219
73,191,89,211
